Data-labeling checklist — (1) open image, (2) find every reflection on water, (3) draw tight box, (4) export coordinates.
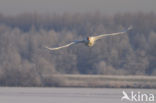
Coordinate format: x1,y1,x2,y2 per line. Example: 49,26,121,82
0,87,155,103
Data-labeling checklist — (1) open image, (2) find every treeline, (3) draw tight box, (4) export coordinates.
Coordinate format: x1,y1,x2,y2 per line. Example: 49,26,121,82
0,12,156,86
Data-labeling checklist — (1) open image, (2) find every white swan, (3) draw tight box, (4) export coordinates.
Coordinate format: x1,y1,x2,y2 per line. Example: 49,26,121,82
45,26,132,51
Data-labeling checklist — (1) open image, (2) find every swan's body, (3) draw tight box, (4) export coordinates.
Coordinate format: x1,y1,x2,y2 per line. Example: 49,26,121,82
85,36,95,47
45,26,132,50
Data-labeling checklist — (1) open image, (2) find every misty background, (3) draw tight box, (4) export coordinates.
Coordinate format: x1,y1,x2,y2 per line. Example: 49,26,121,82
0,0,156,86
0,0,156,15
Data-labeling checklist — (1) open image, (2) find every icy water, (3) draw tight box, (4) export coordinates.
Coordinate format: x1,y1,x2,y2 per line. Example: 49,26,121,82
0,87,155,103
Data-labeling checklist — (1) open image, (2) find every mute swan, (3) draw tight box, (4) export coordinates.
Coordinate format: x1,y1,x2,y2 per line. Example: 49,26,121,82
45,26,132,50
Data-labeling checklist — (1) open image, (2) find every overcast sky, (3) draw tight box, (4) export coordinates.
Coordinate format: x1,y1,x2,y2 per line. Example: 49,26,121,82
0,0,156,15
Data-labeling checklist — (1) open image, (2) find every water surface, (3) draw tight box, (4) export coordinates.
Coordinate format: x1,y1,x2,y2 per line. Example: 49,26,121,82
0,87,155,103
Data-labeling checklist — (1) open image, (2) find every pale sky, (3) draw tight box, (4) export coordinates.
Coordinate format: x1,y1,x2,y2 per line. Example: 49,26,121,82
0,0,156,15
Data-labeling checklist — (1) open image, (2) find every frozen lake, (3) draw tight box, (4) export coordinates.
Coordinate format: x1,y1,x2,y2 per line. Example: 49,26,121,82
0,87,155,103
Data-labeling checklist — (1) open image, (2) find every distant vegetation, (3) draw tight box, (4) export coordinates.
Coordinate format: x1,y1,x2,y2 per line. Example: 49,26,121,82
55,74,156,88
0,12,156,86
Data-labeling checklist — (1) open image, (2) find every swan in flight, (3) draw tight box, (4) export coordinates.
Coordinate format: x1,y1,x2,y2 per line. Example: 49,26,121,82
45,26,132,51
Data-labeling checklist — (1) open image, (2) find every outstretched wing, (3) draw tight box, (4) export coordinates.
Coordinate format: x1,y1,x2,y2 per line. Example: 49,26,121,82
45,40,85,51
94,26,133,40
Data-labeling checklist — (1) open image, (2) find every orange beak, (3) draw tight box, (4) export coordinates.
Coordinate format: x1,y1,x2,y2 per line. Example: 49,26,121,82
87,37,90,40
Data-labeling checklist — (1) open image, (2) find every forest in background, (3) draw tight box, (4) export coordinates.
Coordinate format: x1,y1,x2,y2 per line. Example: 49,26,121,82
0,12,156,86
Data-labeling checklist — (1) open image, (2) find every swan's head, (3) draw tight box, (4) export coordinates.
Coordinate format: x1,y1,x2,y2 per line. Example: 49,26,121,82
87,36,95,41
87,37,90,41
87,37,91,41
